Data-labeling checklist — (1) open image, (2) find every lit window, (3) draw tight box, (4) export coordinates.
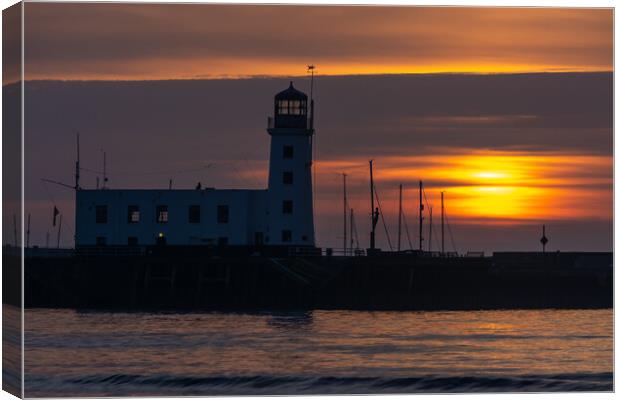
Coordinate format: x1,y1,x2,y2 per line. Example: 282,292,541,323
282,200,293,214
283,171,293,185
290,100,300,115
277,100,289,114
277,99,306,115
127,205,140,223
156,205,168,223
95,205,108,224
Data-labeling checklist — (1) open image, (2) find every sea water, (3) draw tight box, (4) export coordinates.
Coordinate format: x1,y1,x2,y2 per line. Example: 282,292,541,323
21,308,612,396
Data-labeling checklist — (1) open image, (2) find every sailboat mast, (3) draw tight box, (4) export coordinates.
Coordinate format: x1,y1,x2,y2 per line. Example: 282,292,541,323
350,208,354,252
369,160,375,250
343,173,347,256
57,214,63,249
419,180,424,252
441,191,445,255
429,206,433,252
398,184,403,252
75,132,80,190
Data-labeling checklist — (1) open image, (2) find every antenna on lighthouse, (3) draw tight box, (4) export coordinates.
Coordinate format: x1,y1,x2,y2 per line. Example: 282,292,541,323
307,64,315,130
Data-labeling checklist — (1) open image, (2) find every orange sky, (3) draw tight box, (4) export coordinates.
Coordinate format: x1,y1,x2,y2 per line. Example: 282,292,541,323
21,5,613,81
313,150,612,224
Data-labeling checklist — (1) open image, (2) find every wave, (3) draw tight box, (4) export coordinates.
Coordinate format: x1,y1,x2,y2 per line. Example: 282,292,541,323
57,372,613,395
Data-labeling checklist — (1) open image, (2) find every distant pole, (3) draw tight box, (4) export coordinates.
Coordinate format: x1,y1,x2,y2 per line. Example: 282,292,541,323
26,214,31,249
13,214,17,248
57,214,63,249
102,151,107,189
369,160,375,250
75,132,80,190
169,179,173,190
441,191,445,256
428,206,433,253
45,232,50,248
419,180,424,252
96,177,100,190
540,225,548,253
350,208,354,252
342,173,347,256
397,184,403,252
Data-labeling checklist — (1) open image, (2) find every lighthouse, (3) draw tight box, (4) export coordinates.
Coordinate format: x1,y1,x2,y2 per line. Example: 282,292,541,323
266,82,315,246
75,81,316,252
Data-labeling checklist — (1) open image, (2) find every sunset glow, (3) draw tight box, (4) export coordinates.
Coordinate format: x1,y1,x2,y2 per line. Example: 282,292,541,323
21,5,612,81
317,150,612,223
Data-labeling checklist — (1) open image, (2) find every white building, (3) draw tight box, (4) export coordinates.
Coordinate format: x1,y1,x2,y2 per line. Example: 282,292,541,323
75,82,315,248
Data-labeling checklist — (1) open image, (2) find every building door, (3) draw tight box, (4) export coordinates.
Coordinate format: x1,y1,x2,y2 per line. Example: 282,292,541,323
254,232,264,246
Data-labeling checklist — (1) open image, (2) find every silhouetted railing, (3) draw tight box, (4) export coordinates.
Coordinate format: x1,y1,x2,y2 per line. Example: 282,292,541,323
322,248,366,257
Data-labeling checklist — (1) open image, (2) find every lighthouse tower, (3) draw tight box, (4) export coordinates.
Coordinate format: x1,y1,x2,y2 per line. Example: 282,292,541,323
266,82,315,247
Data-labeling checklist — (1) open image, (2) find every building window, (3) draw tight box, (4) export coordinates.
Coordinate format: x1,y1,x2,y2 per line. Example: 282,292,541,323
218,237,229,246
283,145,294,159
282,230,292,243
127,205,140,223
282,200,293,214
156,205,168,223
96,236,107,246
188,205,200,223
95,205,107,224
283,171,293,185
217,205,229,223
128,236,138,246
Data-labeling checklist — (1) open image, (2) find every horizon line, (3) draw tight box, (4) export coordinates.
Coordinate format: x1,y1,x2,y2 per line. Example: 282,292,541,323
4,69,613,86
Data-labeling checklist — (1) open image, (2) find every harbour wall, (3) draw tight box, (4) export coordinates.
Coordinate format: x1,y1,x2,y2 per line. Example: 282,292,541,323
13,250,612,311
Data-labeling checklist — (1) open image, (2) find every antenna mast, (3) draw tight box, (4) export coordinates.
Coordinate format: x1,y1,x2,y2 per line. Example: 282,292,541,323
103,151,108,189
419,180,424,252
308,65,315,130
